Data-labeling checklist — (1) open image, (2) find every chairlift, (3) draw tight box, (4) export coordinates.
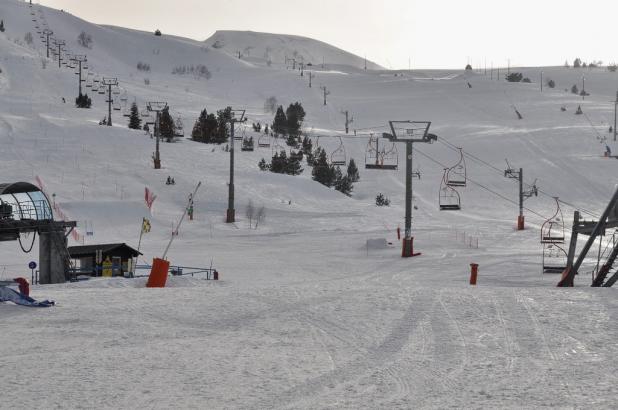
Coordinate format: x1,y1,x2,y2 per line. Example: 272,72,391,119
541,198,565,243
241,136,255,152
330,136,346,166
446,147,467,187
120,90,128,102
542,243,567,274
365,135,398,170
112,101,121,111
258,134,271,148
174,115,184,138
439,169,461,210
112,87,121,95
234,124,244,141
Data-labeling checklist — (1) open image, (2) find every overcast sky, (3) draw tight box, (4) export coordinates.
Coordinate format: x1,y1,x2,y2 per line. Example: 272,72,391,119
38,0,617,69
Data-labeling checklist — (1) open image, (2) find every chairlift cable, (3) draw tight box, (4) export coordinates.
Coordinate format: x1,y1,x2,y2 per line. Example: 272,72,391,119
415,147,549,220
437,135,601,219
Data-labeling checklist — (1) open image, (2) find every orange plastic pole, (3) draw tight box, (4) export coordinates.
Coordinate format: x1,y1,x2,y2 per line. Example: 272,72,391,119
470,263,478,285
146,258,170,288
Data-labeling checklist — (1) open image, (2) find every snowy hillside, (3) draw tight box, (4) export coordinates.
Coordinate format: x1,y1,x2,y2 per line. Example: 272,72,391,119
204,30,383,71
1,0,618,408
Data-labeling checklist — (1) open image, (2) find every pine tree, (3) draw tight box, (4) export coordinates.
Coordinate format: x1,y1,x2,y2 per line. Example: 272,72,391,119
128,102,141,129
286,133,299,147
75,93,91,108
376,193,390,206
191,109,208,141
335,175,353,196
270,150,287,174
215,107,232,144
287,151,304,175
285,102,305,137
258,158,269,171
272,106,287,135
301,136,313,156
312,148,335,187
347,158,359,182
159,108,175,142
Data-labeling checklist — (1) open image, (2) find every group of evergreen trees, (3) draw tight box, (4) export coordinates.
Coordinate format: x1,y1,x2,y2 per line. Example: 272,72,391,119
272,102,306,147
259,150,304,175
310,147,358,196
191,107,232,144
75,93,91,108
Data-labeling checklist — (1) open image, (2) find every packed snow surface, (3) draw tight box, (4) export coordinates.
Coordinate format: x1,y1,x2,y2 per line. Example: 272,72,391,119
0,0,617,408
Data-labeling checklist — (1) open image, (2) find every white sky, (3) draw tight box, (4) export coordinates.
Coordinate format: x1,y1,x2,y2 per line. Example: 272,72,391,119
38,0,618,69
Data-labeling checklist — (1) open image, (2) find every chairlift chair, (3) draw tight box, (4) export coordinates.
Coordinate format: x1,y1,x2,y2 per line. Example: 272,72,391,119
446,148,467,187
234,124,244,141
258,134,271,148
364,135,379,169
241,137,255,151
439,169,461,210
330,136,346,166
365,135,398,170
174,115,184,138
112,101,121,111
542,243,567,274
541,198,565,243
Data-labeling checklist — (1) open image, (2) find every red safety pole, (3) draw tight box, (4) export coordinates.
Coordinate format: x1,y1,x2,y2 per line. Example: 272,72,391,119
469,263,478,285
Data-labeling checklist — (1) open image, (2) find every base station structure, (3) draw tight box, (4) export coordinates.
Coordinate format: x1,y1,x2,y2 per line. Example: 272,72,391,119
558,186,618,287
0,182,76,284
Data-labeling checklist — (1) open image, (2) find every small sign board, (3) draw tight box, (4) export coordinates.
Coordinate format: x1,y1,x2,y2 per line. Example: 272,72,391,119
28,261,37,270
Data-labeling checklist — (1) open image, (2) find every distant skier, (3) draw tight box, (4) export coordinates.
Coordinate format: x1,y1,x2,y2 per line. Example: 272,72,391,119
62,97,66,103
575,105,583,115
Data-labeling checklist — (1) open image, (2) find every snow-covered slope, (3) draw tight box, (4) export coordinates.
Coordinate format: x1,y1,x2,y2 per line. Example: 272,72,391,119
204,30,384,71
1,0,618,408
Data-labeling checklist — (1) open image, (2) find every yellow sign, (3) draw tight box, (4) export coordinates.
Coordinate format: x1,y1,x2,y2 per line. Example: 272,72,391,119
102,256,113,277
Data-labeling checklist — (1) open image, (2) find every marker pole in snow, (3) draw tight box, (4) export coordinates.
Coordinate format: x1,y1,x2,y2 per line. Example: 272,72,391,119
383,121,437,257
162,181,202,259
614,91,617,141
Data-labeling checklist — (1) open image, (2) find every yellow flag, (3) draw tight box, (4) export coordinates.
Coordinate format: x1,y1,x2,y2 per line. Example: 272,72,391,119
142,218,151,233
